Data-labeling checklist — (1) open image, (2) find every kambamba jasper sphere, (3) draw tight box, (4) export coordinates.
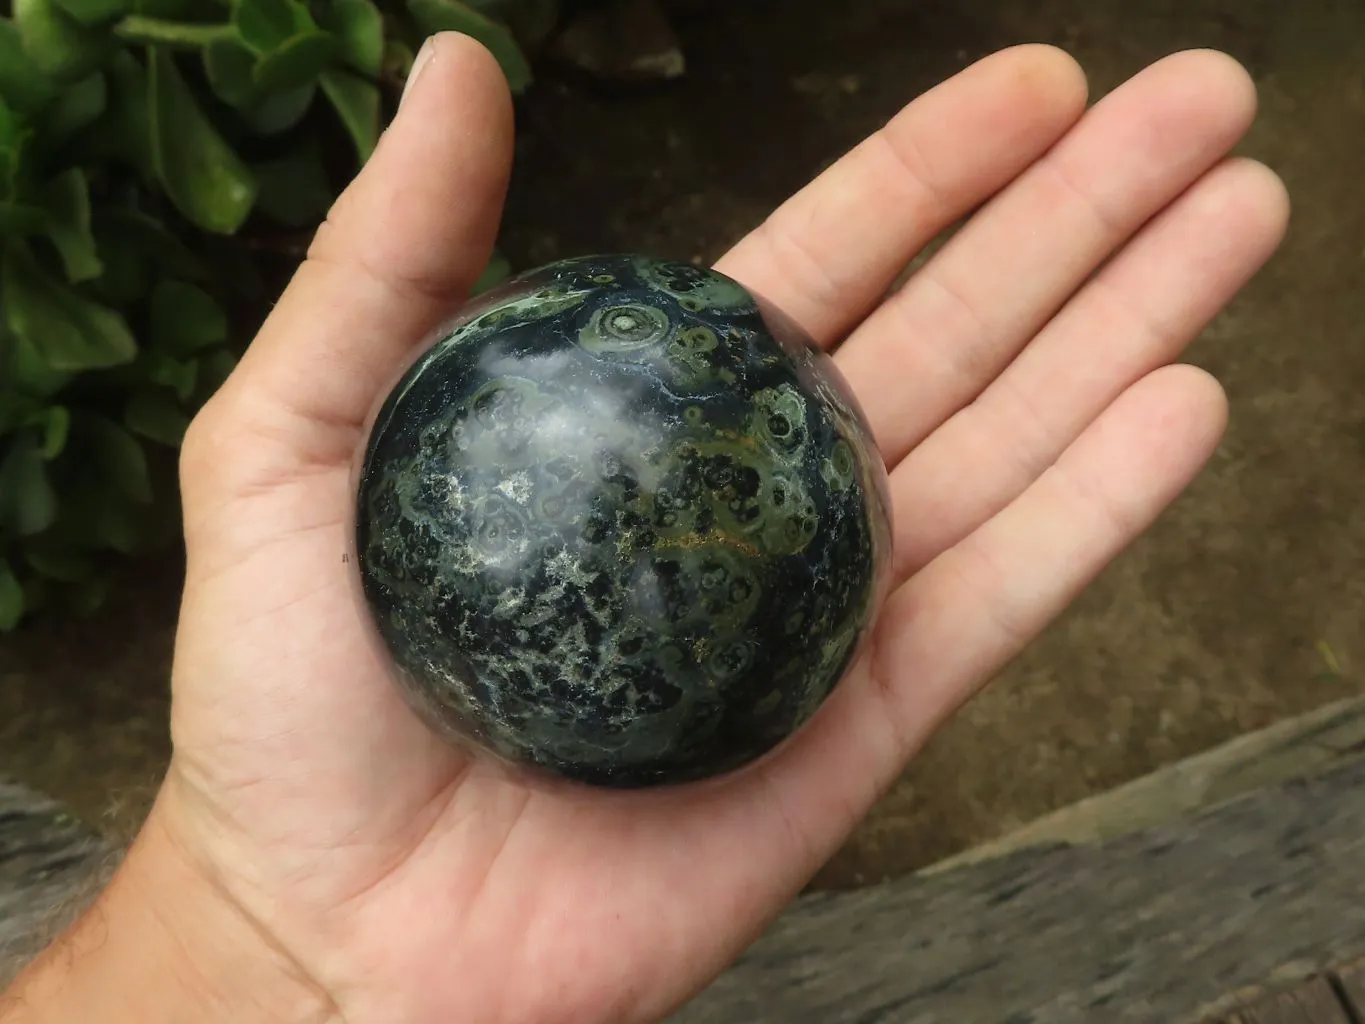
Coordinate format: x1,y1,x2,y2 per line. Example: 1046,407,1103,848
353,254,892,788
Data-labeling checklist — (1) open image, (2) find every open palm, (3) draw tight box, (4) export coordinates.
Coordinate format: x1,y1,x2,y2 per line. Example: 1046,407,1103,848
157,37,1286,1024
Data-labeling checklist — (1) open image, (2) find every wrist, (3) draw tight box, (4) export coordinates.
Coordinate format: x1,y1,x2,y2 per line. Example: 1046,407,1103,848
0,789,335,1024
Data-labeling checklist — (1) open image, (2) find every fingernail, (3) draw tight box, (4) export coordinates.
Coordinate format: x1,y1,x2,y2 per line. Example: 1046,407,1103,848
400,37,436,111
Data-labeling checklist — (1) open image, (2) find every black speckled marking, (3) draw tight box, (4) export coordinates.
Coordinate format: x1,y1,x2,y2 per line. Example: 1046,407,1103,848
355,254,892,787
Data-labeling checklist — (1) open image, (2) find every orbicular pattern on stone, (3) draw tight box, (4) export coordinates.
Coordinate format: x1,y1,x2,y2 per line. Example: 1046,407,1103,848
355,254,891,787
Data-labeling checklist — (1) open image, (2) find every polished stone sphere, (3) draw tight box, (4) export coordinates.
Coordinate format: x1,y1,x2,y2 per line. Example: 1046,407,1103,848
353,254,891,787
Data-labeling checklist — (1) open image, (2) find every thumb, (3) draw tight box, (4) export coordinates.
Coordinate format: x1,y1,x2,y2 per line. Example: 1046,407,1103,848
183,32,515,511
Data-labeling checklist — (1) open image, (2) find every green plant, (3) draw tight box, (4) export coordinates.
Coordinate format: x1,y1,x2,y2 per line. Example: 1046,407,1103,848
0,0,546,630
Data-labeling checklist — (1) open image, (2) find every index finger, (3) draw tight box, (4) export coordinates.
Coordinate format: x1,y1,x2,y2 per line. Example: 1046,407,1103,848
714,44,1089,348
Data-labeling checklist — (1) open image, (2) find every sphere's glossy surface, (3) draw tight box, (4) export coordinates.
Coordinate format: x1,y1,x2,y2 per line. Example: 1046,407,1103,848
354,254,891,787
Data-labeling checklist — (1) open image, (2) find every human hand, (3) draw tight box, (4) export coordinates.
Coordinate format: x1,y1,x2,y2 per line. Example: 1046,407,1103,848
2,35,1288,1024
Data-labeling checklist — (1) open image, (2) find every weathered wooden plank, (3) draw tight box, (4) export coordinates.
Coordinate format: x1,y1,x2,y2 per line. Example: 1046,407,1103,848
671,753,1365,1024
924,695,1365,876
0,779,114,987
1225,977,1353,1023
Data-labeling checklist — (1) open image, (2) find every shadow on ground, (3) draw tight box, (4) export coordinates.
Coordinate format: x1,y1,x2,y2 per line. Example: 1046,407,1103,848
1,0,1361,888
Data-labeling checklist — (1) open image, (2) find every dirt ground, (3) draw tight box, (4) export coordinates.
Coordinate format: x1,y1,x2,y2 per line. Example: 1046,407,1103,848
2,0,1362,889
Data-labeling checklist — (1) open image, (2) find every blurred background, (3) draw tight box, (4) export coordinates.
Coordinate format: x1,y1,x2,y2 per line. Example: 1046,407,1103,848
1,0,1360,891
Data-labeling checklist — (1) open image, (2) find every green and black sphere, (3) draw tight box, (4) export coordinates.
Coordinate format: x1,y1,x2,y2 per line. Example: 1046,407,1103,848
353,254,892,788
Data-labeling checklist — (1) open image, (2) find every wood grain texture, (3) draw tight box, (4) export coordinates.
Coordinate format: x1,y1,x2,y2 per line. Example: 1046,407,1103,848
0,778,113,987
671,754,1365,1024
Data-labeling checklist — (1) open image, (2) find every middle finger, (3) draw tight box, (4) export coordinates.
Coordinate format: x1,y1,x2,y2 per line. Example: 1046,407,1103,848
836,49,1258,467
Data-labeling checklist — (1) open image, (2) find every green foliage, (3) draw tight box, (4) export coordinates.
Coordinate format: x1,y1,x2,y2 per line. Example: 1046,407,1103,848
0,0,548,629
